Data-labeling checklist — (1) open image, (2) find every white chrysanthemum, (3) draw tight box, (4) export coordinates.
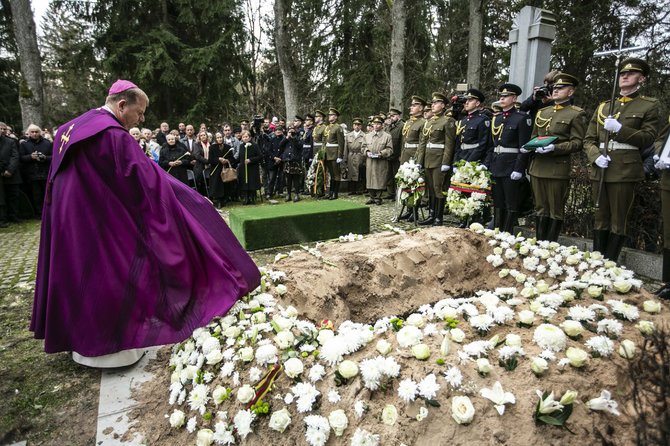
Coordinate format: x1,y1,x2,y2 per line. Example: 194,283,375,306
304,415,330,446
202,336,222,355
596,319,623,338
585,335,615,357
327,389,341,403
319,338,345,366
444,366,463,389
188,384,210,415
212,421,235,445
359,356,401,391
397,378,418,402
186,416,197,433
536,293,564,309
533,324,567,352
490,306,515,324
255,344,278,366
396,325,423,348
354,400,366,418
469,314,495,332
423,323,438,337
308,364,326,383
292,382,320,413
498,345,524,361
567,305,596,322
351,428,380,446
461,340,494,359
486,254,504,267
607,300,640,321
418,373,441,399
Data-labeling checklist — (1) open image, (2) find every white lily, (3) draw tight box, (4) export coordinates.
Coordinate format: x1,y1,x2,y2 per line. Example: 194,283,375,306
480,381,515,415
586,390,620,416
535,390,563,414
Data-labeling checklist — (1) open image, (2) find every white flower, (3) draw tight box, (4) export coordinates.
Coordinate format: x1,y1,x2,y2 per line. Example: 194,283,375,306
480,381,515,415
233,409,255,439
612,280,632,294
186,416,197,433
275,331,295,349
273,315,294,332
536,390,563,414
284,357,304,378
607,299,640,321
505,333,522,347
643,300,661,314
565,347,588,367
560,390,578,405
476,358,492,374
237,384,255,404
381,404,398,425
269,408,291,433
205,349,223,365
559,289,576,302
337,360,359,379
450,328,466,343
418,373,441,399
351,428,380,446
304,415,330,446
237,346,254,362
202,336,221,355
224,326,242,340
219,362,235,378
567,305,596,322
212,422,234,445
587,285,603,298
169,409,185,428
327,389,341,403
560,320,584,338
251,312,266,324
451,396,475,424
188,384,210,415
292,382,320,413
196,429,214,446
586,390,620,416
397,325,423,348
530,357,549,376
533,324,567,352
376,339,392,355
444,366,463,389
398,378,418,402
255,344,278,365
212,386,230,405
406,313,425,328
585,335,614,357
412,343,431,360
275,284,287,295
618,339,636,359
309,364,326,383
354,400,366,418
518,310,535,326
416,406,429,422
596,319,623,338
328,409,348,436
469,314,494,332
637,320,655,335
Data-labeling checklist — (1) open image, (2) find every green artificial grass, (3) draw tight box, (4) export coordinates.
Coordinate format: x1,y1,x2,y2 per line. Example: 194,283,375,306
229,200,370,250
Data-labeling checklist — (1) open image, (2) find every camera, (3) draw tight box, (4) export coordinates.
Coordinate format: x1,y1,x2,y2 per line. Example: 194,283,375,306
252,115,263,130
535,85,553,100
450,94,467,120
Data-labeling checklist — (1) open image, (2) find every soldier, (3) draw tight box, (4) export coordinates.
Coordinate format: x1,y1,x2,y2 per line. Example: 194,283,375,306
583,58,659,261
398,95,427,220
526,73,587,241
300,114,314,194
323,107,345,199
653,116,670,298
454,88,490,163
346,118,366,195
364,116,393,205
312,110,327,197
423,105,433,121
386,108,404,199
485,83,532,233
416,92,456,226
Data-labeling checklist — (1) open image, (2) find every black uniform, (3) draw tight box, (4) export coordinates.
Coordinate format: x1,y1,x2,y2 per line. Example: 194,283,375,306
265,135,285,197
454,110,490,162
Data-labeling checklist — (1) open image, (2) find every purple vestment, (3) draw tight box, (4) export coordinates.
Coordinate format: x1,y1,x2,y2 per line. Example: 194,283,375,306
31,108,260,356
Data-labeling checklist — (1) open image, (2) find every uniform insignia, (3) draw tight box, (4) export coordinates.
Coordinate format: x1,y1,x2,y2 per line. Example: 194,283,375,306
485,121,490,127
527,118,532,127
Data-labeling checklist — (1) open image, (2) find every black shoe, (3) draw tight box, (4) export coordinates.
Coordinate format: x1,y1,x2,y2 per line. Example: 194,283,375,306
365,198,376,205
285,195,292,202
376,199,383,205
382,195,394,200
432,198,445,226
398,209,413,220
419,198,436,225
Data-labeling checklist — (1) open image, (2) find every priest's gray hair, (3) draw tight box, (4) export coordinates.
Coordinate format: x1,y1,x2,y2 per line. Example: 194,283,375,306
105,88,149,107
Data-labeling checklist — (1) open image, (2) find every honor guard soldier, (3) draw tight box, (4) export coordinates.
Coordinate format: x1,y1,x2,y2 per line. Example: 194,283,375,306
398,95,428,221
485,83,532,233
311,110,327,197
653,117,670,299
300,114,315,194
386,108,404,199
323,107,345,199
583,58,659,261
423,105,433,121
454,88,491,163
526,73,587,241
416,92,456,226
346,118,366,195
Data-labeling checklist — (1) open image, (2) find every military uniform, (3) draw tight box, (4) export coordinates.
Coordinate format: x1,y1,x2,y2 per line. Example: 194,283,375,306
311,110,327,197
654,116,670,297
346,118,366,193
485,83,532,233
416,92,456,226
364,116,393,204
454,110,490,163
583,58,659,261
386,108,404,198
529,73,587,241
323,107,345,199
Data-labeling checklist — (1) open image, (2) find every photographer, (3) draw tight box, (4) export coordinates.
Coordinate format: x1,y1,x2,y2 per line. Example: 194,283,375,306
281,128,304,202
19,124,52,217
520,70,559,119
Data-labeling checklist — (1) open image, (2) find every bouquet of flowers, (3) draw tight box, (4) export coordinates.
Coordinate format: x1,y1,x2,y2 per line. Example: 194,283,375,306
445,160,492,219
395,160,425,207
305,154,326,196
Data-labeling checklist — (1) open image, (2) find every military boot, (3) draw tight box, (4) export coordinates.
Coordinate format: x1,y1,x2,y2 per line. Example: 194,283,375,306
419,198,436,226
493,208,506,231
605,233,626,263
535,216,551,240
432,198,446,226
655,249,670,300
503,211,518,234
546,219,563,242
592,230,609,254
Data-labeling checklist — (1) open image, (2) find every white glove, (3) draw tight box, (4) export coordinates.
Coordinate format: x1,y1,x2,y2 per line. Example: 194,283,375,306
366,152,373,158
480,164,487,171
520,147,530,154
603,117,622,133
595,154,611,168
452,167,459,174
654,154,670,170
510,171,523,180
536,144,555,154
441,164,450,172
336,158,343,163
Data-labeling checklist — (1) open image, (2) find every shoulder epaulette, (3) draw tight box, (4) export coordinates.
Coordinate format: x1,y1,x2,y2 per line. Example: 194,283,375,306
640,96,658,103
569,105,585,112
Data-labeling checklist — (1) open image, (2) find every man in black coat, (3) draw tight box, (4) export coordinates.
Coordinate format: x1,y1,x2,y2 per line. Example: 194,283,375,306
0,123,23,225
265,126,285,198
454,89,491,163
19,124,52,216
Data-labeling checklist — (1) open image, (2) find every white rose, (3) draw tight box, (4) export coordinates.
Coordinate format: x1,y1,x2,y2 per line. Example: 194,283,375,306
440,336,450,356
224,326,242,339
451,396,475,424
205,349,223,365
560,320,584,338
643,300,661,314
239,346,254,362
450,328,465,343
604,260,616,269
251,312,266,324
531,357,548,376
283,305,298,318
376,339,392,355
518,310,535,326
521,287,536,298
637,320,655,335
275,331,295,349
406,313,425,328
272,315,294,332
411,343,431,360
499,269,510,278
612,280,632,294
196,429,214,446
284,357,304,378
212,386,229,405
338,360,359,379
493,247,503,255
587,285,602,298
618,339,636,359
565,255,580,265
565,347,588,368
476,358,492,375
275,284,287,295
515,273,527,283
381,404,398,426
328,409,349,436
519,245,530,255
317,329,335,345
169,409,185,428
505,334,522,347
529,300,542,312
536,281,549,293
269,408,291,433
559,289,576,302
237,384,255,404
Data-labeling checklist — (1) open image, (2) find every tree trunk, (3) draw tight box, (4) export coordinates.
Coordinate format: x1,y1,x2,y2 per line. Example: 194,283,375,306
466,0,484,88
389,0,406,111
274,0,298,120
10,0,45,128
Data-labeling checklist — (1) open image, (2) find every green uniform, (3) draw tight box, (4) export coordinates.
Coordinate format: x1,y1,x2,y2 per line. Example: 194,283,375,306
311,122,326,196
386,119,404,196
323,121,345,198
416,112,456,197
399,116,426,164
529,104,587,221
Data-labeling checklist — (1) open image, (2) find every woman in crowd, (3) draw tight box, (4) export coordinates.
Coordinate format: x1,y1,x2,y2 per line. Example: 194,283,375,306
208,132,236,208
237,130,262,205
192,130,211,196
159,133,190,185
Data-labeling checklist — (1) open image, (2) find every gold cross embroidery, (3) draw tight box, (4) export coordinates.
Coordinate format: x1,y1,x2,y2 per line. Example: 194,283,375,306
58,123,75,153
